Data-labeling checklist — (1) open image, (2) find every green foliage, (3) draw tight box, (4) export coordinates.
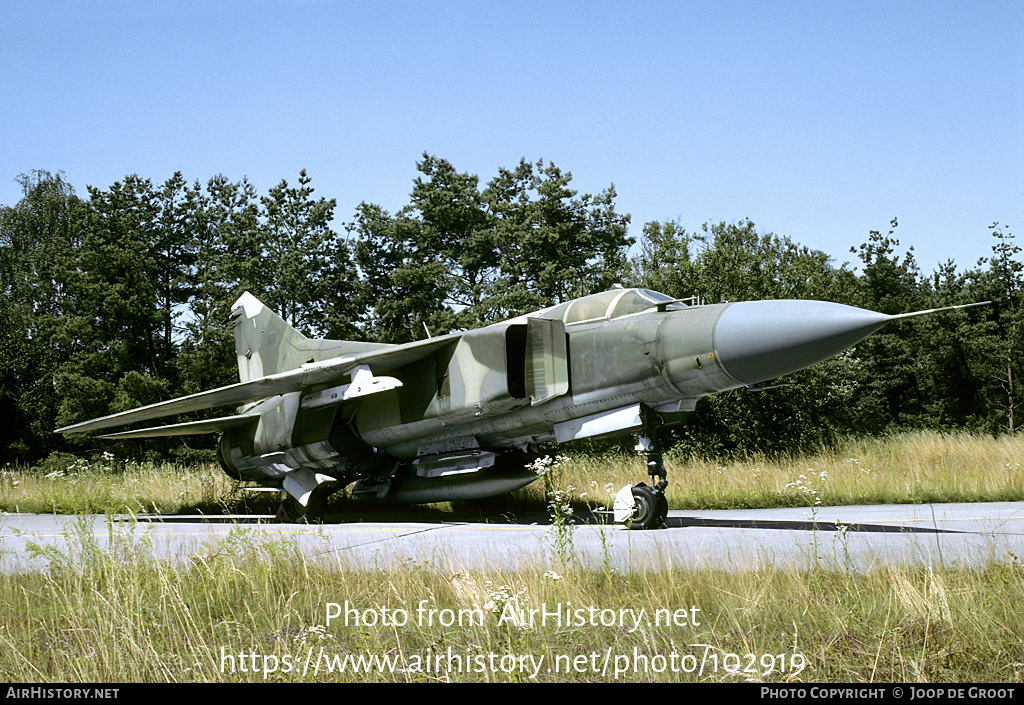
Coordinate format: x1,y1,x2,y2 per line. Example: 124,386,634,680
242,169,359,338
177,174,260,394
631,216,1013,457
0,171,85,459
52,370,114,431
673,353,863,458
351,154,633,341
1,158,1020,462
76,175,165,378
484,158,632,309
351,199,452,343
629,218,860,305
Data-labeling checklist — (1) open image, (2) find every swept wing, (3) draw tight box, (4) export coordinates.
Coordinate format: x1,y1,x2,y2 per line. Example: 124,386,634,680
57,333,461,436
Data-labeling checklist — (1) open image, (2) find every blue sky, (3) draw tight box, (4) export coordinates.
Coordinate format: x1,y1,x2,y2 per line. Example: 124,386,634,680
3,0,1022,279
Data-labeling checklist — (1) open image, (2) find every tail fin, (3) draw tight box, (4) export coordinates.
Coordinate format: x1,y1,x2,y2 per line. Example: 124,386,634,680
230,292,390,383
231,293,313,382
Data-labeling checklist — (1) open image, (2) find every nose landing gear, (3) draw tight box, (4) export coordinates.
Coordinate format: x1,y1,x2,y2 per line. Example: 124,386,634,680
615,406,670,530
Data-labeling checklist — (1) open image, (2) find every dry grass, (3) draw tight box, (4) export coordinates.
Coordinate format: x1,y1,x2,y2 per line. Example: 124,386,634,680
0,517,1022,682
2,430,1023,517
525,430,1024,512
1,431,1023,682
0,455,252,516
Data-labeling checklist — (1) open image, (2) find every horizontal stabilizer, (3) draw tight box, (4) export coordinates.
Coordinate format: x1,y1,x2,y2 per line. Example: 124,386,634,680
98,415,258,439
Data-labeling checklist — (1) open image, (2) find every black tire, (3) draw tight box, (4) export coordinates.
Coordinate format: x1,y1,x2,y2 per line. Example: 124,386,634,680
627,484,667,530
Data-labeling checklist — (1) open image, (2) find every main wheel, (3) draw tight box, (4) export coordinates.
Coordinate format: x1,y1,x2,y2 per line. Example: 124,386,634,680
627,484,668,530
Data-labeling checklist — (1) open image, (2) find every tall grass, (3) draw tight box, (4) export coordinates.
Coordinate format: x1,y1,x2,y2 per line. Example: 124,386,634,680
2,431,1023,682
2,429,1022,516
0,516,1022,682
0,454,258,516
530,430,1024,512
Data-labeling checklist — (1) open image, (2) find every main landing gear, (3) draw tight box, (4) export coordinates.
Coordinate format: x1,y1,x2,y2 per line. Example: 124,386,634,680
615,406,670,530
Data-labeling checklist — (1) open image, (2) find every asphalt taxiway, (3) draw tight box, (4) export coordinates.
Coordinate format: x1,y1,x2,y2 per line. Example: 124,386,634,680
2,502,1023,573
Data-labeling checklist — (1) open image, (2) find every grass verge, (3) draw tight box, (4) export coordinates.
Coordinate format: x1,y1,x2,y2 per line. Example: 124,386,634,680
1,430,1023,682
3,430,1023,517
0,516,1022,682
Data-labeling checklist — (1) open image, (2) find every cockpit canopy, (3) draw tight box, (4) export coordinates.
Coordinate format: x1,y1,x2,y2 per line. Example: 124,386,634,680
547,288,687,325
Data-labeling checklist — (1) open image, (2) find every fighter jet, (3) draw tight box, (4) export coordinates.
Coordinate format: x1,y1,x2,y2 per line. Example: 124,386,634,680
57,288,985,528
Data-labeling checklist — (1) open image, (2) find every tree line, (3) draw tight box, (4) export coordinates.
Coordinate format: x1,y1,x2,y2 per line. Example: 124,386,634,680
0,156,1017,464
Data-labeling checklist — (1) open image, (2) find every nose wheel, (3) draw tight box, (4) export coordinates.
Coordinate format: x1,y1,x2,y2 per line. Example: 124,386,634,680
626,483,669,530
620,406,670,530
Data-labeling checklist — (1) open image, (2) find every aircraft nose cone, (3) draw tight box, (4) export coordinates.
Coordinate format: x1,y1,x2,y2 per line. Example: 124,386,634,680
713,300,890,386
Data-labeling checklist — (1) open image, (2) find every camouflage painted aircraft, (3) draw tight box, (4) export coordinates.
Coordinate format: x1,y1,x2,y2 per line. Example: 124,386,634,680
57,288,984,528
